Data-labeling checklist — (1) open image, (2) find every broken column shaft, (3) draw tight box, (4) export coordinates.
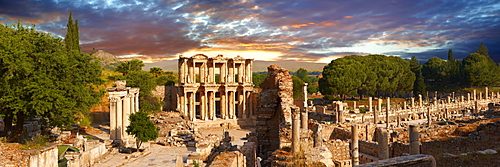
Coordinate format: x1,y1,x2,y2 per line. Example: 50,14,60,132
409,125,420,155
377,128,389,160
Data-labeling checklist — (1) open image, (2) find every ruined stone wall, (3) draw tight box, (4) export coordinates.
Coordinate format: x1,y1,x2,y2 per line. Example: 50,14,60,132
66,141,107,167
210,151,246,167
324,139,351,164
359,140,379,158
27,144,58,167
308,112,336,122
256,65,296,154
152,85,178,111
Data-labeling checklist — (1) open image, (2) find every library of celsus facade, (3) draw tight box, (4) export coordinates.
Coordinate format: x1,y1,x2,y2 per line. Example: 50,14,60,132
166,54,255,121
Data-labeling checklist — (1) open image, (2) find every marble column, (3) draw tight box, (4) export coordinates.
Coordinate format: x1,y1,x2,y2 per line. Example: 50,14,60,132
238,90,246,118
221,91,227,119
292,107,301,154
189,92,196,121
369,97,373,113
409,125,420,155
427,107,431,126
485,87,489,99
419,95,423,107
473,90,476,101
386,98,390,128
208,91,215,120
229,91,235,119
303,83,308,111
301,112,308,131
109,97,119,140
116,97,123,140
351,124,359,166
123,94,131,138
246,91,252,116
201,91,207,120
411,97,415,108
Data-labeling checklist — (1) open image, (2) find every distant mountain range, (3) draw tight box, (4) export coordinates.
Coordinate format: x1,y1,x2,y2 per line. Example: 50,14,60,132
143,59,327,72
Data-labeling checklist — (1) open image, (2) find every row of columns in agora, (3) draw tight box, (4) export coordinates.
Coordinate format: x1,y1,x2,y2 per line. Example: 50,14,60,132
176,54,254,121
106,81,140,142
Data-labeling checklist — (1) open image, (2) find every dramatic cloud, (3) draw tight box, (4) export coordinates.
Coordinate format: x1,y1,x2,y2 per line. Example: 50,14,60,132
1,0,498,63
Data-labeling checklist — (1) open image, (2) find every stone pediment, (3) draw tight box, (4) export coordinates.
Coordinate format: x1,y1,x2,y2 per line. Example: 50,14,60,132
214,54,225,60
233,55,244,61
192,54,208,59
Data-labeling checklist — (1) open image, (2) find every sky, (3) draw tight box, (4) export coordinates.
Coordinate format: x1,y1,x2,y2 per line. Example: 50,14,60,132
1,0,499,63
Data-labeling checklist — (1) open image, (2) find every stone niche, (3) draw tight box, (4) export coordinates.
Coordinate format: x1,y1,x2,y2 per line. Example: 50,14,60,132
255,65,297,154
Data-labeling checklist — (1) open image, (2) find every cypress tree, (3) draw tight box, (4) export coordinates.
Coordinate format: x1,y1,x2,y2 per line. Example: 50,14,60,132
447,49,454,61
65,11,81,52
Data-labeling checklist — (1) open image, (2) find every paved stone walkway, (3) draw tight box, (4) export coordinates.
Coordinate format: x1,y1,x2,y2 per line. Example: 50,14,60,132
93,128,253,167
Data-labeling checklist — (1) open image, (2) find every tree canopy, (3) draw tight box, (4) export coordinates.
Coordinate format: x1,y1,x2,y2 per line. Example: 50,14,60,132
420,43,499,88
0,22,103,141
115,59,145,75
126,111,159,150
319,55,415,99
463,53,499,86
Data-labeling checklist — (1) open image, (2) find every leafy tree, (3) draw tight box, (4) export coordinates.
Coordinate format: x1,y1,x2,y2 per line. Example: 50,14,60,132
112,71,164,113
409,56,426,95
319,55,367,99
292,76,305,100
157,71,178,86
476,43,489,56
0,22,103,141
422,57,447,86
462,53,499,86
296,68,311,83
149,67,163,77
115,59,145,76
319,55,414,99
126,112,159,150
252,73,267,88
65,11,80,52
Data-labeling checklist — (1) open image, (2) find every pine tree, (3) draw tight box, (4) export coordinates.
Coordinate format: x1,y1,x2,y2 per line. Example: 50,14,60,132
476,43,488,56
65,11,81,52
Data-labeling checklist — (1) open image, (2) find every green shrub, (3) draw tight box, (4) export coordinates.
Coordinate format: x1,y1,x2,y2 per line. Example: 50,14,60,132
21,134,49,150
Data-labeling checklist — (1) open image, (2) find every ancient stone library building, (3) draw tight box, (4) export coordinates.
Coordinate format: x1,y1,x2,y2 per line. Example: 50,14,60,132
162,54,255,121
